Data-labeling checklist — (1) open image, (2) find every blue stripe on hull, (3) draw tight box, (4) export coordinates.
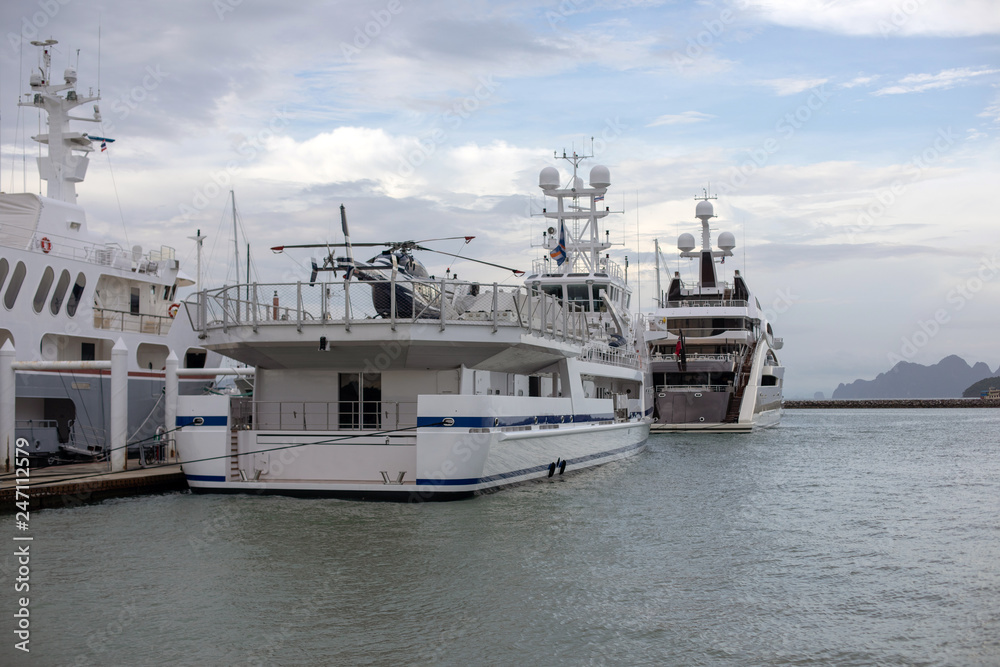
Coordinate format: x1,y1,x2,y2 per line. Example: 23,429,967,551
176,416,228,427
186,474,227,482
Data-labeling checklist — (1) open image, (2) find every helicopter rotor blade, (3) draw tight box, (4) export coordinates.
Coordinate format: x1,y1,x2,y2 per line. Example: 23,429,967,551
412,235,476,244
271,242,387,252
416,247,525,276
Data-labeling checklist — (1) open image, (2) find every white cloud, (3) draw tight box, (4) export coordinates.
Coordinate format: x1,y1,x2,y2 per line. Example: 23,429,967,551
647,111,715,126
873,67,1000,95
976,89,1000,123
758,77,829,96
840,74,880,89
744,0,1000,37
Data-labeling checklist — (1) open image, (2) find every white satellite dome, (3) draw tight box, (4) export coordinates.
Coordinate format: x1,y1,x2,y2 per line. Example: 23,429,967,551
718,231,736,251
572,176,584,191
695,199,715,220
539,166,560,190
678,233,696,252
589,165,611,188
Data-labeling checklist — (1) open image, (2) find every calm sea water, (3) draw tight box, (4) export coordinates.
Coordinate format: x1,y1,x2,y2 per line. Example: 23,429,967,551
3,409,999,666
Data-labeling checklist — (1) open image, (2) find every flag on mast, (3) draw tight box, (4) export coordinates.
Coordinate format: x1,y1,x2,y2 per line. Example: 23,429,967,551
549,221,568,266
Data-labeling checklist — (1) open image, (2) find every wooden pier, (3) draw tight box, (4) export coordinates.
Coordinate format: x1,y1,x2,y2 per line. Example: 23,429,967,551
0,461,187,512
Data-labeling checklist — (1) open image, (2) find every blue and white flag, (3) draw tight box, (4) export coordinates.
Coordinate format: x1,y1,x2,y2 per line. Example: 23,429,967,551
594,194,604,202
549,221,568,266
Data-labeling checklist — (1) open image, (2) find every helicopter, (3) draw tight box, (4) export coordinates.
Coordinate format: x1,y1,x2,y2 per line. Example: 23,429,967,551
271,205,525,320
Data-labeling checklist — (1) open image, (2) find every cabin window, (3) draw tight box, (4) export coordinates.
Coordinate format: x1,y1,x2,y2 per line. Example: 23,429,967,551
339,372,381,429
540,284,563,300
50,269,71,315
0,258,8,292
66,273,86,317
528,376,541,397
567,283,590,311
162,285,171,300
81,342,95,361
593,284,608,312
33,266,55,313
130,287,141,315
3,261,27,310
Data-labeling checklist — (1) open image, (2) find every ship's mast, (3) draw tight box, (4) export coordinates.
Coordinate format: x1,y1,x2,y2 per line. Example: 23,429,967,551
539,148,615,276
18,39,102,204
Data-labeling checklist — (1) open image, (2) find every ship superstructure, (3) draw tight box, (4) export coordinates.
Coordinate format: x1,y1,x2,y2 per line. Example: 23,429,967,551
1,40,215,463
645,194,783,432
172,151,649,500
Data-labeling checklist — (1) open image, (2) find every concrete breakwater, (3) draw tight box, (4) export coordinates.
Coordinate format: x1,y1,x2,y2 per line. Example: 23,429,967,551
784,399,1000,409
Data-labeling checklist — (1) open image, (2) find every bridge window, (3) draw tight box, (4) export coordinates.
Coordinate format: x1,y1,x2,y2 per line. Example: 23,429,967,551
593,284,608,312
540,284,563,300
567,283,590,311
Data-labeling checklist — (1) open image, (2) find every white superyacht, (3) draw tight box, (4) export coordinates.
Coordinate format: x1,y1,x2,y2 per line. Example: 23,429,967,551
174,151,650,500
645,195,783,432
1,40,214,463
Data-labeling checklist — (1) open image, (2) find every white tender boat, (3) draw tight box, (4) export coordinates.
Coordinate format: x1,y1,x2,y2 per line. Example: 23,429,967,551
645,195,784,432
1,40,215,464
174,150,650,500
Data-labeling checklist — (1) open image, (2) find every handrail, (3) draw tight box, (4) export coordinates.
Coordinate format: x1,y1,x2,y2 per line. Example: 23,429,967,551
659,299,748,309
188,279,595,344
241,400,418,431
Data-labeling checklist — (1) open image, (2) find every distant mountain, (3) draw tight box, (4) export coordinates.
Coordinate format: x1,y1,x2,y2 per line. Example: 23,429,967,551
963,376,1000,398
833,355,1000,399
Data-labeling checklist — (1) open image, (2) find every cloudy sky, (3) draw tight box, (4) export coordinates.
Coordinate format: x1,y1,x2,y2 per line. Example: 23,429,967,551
2,0,998,397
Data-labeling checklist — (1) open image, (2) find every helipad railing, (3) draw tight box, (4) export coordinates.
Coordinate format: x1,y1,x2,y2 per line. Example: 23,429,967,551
185,278,593,344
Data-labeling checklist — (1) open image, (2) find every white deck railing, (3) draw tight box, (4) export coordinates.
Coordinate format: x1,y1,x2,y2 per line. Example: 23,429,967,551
186,278,593,344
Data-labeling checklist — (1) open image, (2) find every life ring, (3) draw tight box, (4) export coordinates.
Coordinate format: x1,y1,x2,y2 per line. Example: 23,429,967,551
168,303,179,318
40,237,52,253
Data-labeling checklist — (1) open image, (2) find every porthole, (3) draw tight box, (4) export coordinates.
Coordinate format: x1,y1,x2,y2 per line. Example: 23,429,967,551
33,266,55,313
3,261,27,309
50,269,71,315
66,272,86,317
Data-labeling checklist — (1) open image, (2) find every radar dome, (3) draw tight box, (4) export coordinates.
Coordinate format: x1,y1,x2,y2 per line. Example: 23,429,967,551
539,167,560,190
678,233,696,252
718,231,736,251
572,176,584,191
695,199,715,220
589,165,611,188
